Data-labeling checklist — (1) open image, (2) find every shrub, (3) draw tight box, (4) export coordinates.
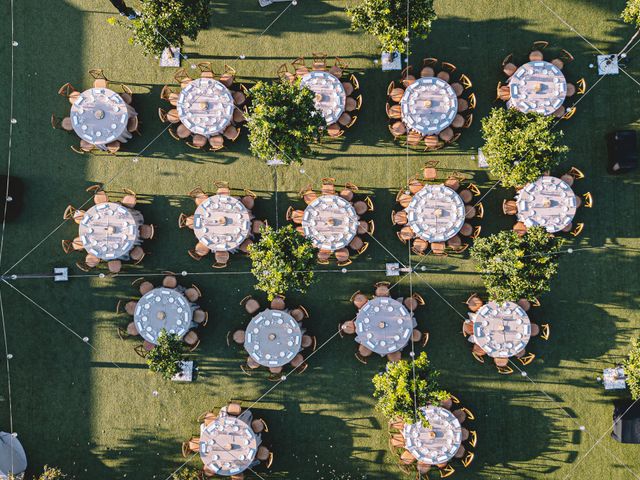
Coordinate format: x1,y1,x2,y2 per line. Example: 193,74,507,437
247,81,325,165
249,225,315,300
33,466,67,480
470,226,564,302
347,0,437,54
624,338,640,400
146,330,183,379
481,108,568,188
372,352,449,425
622,0,640,27
109,0,210,56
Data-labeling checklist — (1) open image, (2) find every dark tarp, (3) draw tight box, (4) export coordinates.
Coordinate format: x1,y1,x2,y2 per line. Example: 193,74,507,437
612,399,640,444
607,130,638,174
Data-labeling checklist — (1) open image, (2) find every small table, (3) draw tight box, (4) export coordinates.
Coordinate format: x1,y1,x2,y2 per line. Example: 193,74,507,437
354,297,415,355
400,77,458,135
302,195,359,251
70,88,133,147
193,195,252,252
603,367,627,390
508,61,567,116
403,406,462,465
199,414,259,476
405,185,465,242
244,309,302,367
472,301,531,358
134,288,193,344
516,176,577,233
178,78,235,137
78,202,141,260
300,71,346,125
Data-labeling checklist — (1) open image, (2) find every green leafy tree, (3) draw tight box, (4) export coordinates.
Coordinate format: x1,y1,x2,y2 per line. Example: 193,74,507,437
624,338,640,400
249,225,315,300
622,0,640,27
247,81,325,165
372,352,449,425
481,108,568,188
146,330,183,379
33,466,67,480
470,227,564,302
108,0,210,56
347,0,437,54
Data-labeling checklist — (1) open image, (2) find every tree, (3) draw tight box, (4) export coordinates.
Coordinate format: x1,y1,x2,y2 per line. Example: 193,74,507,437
146,330,183,379
249,225,315,300
347,0,437,54
33,466,67,480
624,338,640,400
247,81,325,165
108,0,210,56
372,352,449,425
481,108,568,188
171,467,202,480
470,227,564,302
622,0,640,27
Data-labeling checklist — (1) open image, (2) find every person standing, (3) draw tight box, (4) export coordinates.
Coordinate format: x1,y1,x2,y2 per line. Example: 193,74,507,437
109,0,138,20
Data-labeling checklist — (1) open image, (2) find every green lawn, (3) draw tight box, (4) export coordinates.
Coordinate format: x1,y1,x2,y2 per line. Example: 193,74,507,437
0,0,640,478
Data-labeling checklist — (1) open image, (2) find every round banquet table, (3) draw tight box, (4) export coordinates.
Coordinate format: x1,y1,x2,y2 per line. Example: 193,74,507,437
193,195,252,252
516,176,577,233
133,288,193,344
400,77,458,135
244,309,302,367
405,185,465,242
70,87,133,147
177,78,234,137
471,301,531,358
78,202,141,260
199,414,259,476
354,297,416,355
508,61,567,116
403,406,462,465
302,195,359,251
300,71,346,125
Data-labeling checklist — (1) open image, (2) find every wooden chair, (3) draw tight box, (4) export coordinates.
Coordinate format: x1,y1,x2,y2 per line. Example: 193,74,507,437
503,199,518,215
240,295,261,315
583,192,593,208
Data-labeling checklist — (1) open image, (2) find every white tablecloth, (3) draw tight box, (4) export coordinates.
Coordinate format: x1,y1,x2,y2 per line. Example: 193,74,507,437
134,288,193,344
300,71,346,125
516,176,577,233
508,61,567,115
405,185,465,242
302,195,359,251
355,297,416,355
199,413,259,476
78,202,141,260
403,406,462,465
178,78,234,137
70,88,134,146
244,309,302,367
400,77,458,135
471,301,531,358
193,195,252,252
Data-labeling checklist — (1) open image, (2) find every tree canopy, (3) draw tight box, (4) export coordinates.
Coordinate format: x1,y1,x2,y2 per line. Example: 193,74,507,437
372,352,449,425
624,338,640,400
109,0,210,56
622,0,640,28
481,108,568,188
249,225,316,300
146,330,183,379
470,226,564,302
347,0,437,54
247,81,325,165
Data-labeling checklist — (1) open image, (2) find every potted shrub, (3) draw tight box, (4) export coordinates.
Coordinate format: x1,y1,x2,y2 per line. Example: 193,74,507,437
372,352,449,425
108,0,210,56
247,81,325,165
146,330,184,379
347,0,437,55
470,226,564,302
481,108,568,188
249,225,315,300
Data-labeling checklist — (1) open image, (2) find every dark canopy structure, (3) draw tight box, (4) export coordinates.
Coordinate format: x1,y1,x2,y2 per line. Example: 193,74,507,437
612,399,640,444
607,130,638,174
